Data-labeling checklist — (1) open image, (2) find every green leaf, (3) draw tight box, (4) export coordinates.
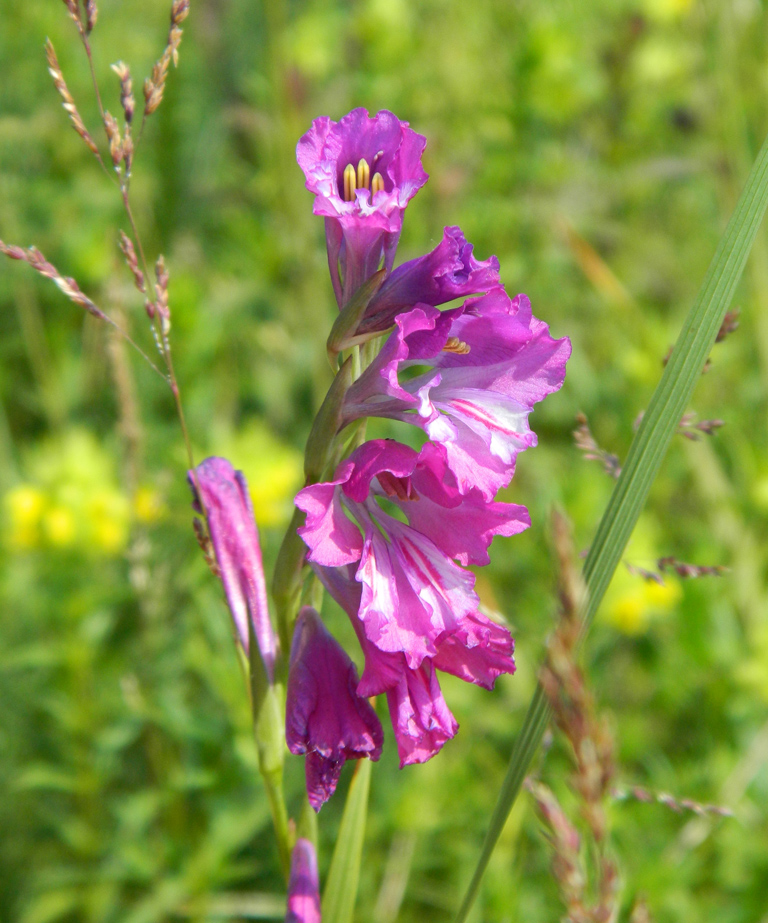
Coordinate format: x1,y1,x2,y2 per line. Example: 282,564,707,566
454,129,768,923
322,758,372,923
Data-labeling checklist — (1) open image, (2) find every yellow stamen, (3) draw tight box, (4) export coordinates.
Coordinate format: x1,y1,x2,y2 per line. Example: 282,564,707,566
371,172,385,195
443,337,471,355
343,163,356,201
357,158,370,190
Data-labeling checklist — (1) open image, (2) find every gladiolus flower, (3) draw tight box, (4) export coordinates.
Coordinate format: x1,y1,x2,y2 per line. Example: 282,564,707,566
189,457,278,680
297,108,428,307
286,606,383,810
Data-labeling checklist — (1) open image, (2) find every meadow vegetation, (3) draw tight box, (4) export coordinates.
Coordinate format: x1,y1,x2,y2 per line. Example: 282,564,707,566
1,0,768,920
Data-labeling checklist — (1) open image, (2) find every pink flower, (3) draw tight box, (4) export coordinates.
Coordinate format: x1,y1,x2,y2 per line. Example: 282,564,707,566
286,607,383,811
189,457,277,681
316,563,515,767
343,287,571,498
285,838,321,923
295,440,528,670
357,225,500,338
297,108,428,307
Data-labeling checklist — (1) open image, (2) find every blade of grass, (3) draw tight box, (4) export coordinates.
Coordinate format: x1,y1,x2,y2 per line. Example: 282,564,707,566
322,758,372,923
453,127,768,923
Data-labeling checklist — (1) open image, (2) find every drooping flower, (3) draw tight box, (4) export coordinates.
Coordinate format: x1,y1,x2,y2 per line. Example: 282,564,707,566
297,108,428,307
356,225,501,338
285,838,321,923
316,563,515,766
295,439,528,669
189,456,277,680
286,606,383,811
343,287,571,498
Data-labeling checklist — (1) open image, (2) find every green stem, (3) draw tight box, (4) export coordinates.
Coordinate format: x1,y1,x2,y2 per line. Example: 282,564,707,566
248,616,291,879
273,506,309,655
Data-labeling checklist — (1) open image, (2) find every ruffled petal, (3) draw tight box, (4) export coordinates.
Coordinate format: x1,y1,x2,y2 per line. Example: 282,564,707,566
359,226,500,334
404,443,531,565
433,610,516,690
295,463,363,567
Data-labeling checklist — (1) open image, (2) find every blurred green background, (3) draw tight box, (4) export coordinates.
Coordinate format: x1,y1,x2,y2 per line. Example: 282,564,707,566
2,0,768,920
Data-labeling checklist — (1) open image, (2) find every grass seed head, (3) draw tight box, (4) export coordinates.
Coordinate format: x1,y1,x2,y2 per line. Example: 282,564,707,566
45,39,100,156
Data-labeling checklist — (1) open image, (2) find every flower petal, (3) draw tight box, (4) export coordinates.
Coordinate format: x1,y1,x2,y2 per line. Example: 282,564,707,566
286,607,383,810
360,226,500,334
295,462,363,567
386,660,459,766
433,610,516,690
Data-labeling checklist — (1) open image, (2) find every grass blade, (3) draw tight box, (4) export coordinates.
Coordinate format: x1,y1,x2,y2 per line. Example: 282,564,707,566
322,758,372,923
453,128,768,923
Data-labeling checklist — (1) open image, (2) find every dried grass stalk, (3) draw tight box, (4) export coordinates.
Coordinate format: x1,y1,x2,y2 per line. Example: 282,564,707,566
85,0,98,33
143,0,190,117
45,39,100,156
61,0,82,29
0,240,108,321
119,231,146,295
573,413,622,479
529,511,620,923
111,61,135,124
155,255,170,333
104,110,122,167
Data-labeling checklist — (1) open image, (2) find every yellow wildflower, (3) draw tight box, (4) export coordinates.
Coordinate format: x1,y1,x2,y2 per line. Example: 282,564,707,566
43,506,77,547
133,486,167,524
4,484,47,549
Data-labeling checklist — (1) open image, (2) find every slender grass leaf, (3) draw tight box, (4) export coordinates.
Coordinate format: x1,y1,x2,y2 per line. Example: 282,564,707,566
454,128,768,923
322,758,372,923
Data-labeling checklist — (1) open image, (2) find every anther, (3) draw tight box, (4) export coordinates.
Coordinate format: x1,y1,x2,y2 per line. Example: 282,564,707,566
371,172,385,195
343,163,357,201
357,158,371,190
443,336,471,355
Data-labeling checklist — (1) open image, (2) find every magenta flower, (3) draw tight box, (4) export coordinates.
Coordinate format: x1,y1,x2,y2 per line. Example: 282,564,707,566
317,563,515,766
357,225,501,338
285,838,321,923
297,108,428,306
343,287,571,498
286,606,383,811
295,440,528,670
189,457,277,680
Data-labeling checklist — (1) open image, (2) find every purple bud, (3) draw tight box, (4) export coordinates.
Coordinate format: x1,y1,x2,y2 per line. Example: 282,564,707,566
188,457,278,681
285,838,321,923
286,607,383,811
